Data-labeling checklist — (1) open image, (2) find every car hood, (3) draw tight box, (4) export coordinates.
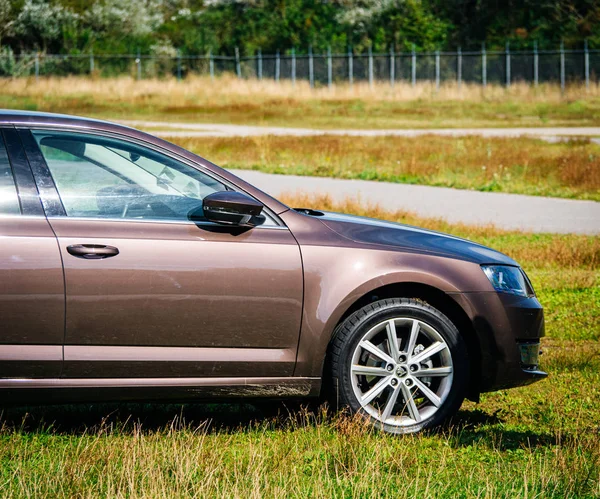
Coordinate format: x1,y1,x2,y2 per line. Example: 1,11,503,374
315,211,518,266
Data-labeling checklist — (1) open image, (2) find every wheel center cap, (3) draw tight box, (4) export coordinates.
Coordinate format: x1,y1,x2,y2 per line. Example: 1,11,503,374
396,365,407,377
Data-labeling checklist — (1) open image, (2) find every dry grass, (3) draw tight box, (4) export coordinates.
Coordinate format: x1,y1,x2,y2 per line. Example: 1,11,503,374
2,75,600,128
174,134,600,200
5,74,600,103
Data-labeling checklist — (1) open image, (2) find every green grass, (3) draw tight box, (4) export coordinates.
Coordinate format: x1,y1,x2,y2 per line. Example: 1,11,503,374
1,342,599,498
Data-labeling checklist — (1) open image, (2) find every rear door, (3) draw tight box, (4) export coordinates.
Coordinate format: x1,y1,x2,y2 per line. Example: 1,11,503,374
0,128,64,378
22,127,303,380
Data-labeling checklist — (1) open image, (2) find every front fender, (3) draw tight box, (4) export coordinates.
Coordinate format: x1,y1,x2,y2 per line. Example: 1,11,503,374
293,244,492,377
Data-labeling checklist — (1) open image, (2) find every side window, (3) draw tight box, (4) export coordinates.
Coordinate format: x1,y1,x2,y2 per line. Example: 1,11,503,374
31,130,229,221
0,134,20,215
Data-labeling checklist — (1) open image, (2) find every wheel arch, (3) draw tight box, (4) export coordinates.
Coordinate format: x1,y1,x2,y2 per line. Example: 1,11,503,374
323,281,482,402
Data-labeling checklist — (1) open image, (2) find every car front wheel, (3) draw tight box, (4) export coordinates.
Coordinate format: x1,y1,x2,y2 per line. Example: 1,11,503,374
327,298,469,434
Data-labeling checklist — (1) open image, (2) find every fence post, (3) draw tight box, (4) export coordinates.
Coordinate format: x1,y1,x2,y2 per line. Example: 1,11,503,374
135,49,142,80
390,45,395,88
505,41,510,88
89,50,94,75
308,45,314,88
457,46,462,90
209,49,214,80
136,49,141,80
235,47,241,78
482,43,487,88
584,39,590,90
435,49,440,91
275,50,280,82
411,44,416,87
533,41,539,86
257,48,262,80
177,49,182,81
34,52,39,81
348,46,353,87
368,44,374,88
291,48,296,87
327,46,332,89
560,40,565,94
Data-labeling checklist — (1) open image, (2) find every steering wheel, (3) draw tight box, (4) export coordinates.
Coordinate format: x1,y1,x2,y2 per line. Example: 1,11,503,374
120,194,178,219
121,194,153,218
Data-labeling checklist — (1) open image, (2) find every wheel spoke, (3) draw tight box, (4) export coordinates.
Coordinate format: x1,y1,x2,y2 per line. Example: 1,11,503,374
360,340,395,365
386,320,400,360
360,376,390,405
413,377,442,407
380,385,400,422
410,341,447,364
405,320,420,356
351,365,389,377
401,384,421,423
414,366,452,377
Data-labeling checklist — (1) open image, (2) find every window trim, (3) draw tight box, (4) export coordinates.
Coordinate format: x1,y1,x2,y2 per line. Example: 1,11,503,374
0,129,21,216
45,215,288,229
18,128,67,217
1,128,44,217
19,126,286,228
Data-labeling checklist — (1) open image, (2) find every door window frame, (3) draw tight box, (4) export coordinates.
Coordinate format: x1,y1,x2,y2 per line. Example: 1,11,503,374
1,127,45,217
18,126,287,229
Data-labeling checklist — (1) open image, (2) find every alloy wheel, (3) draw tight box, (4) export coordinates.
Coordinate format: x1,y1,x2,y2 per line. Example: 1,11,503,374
350,317,454,427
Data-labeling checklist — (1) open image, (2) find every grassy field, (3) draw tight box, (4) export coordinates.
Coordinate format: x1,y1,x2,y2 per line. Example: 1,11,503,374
2,76,600,129
2,195,599,498
174,135,600,201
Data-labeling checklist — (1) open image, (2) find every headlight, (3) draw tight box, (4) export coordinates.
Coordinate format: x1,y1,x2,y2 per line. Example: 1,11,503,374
481,265,533,297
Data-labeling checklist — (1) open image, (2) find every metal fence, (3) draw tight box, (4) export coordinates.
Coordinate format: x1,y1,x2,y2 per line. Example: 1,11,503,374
2,43,599,89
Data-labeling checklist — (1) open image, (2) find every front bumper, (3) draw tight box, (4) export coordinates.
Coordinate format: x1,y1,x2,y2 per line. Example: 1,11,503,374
451,291,548,393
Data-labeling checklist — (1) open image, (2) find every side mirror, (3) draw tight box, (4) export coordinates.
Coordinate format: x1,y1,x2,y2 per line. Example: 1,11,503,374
200,191,264,227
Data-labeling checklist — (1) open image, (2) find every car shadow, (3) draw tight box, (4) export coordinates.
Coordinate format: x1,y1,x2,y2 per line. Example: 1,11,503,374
0,402,561,452
0,400,314,435
436,408,560,451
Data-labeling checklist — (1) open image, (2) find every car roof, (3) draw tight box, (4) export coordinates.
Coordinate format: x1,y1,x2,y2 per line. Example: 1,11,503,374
0,109,137,131
1,109,111,124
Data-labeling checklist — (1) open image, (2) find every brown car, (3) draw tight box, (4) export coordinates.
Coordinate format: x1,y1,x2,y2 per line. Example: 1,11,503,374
0,111,546,433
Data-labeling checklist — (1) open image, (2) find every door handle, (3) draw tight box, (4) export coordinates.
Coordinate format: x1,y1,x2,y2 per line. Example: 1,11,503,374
66,244,120,259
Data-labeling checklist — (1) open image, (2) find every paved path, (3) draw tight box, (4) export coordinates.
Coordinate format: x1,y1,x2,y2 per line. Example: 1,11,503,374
120,120,600,140
230,170,600,234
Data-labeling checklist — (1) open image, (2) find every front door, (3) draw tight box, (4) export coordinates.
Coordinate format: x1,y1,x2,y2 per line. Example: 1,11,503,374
23,128,303,379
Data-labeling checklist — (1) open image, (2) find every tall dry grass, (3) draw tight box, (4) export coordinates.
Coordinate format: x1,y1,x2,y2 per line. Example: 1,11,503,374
4,74,600,103
3,75,600,129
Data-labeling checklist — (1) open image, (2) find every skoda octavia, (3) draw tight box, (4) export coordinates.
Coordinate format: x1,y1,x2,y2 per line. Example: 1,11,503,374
0,111,546,433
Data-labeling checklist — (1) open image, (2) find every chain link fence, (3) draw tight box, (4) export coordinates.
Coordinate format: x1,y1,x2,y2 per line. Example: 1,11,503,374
2,46,599,89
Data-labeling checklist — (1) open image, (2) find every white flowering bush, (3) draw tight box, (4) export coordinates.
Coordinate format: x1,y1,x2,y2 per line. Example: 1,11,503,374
83,0,165,39
14,0,79,51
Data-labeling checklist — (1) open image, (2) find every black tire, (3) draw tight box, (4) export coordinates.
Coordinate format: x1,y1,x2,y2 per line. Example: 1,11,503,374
326,298,469,434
